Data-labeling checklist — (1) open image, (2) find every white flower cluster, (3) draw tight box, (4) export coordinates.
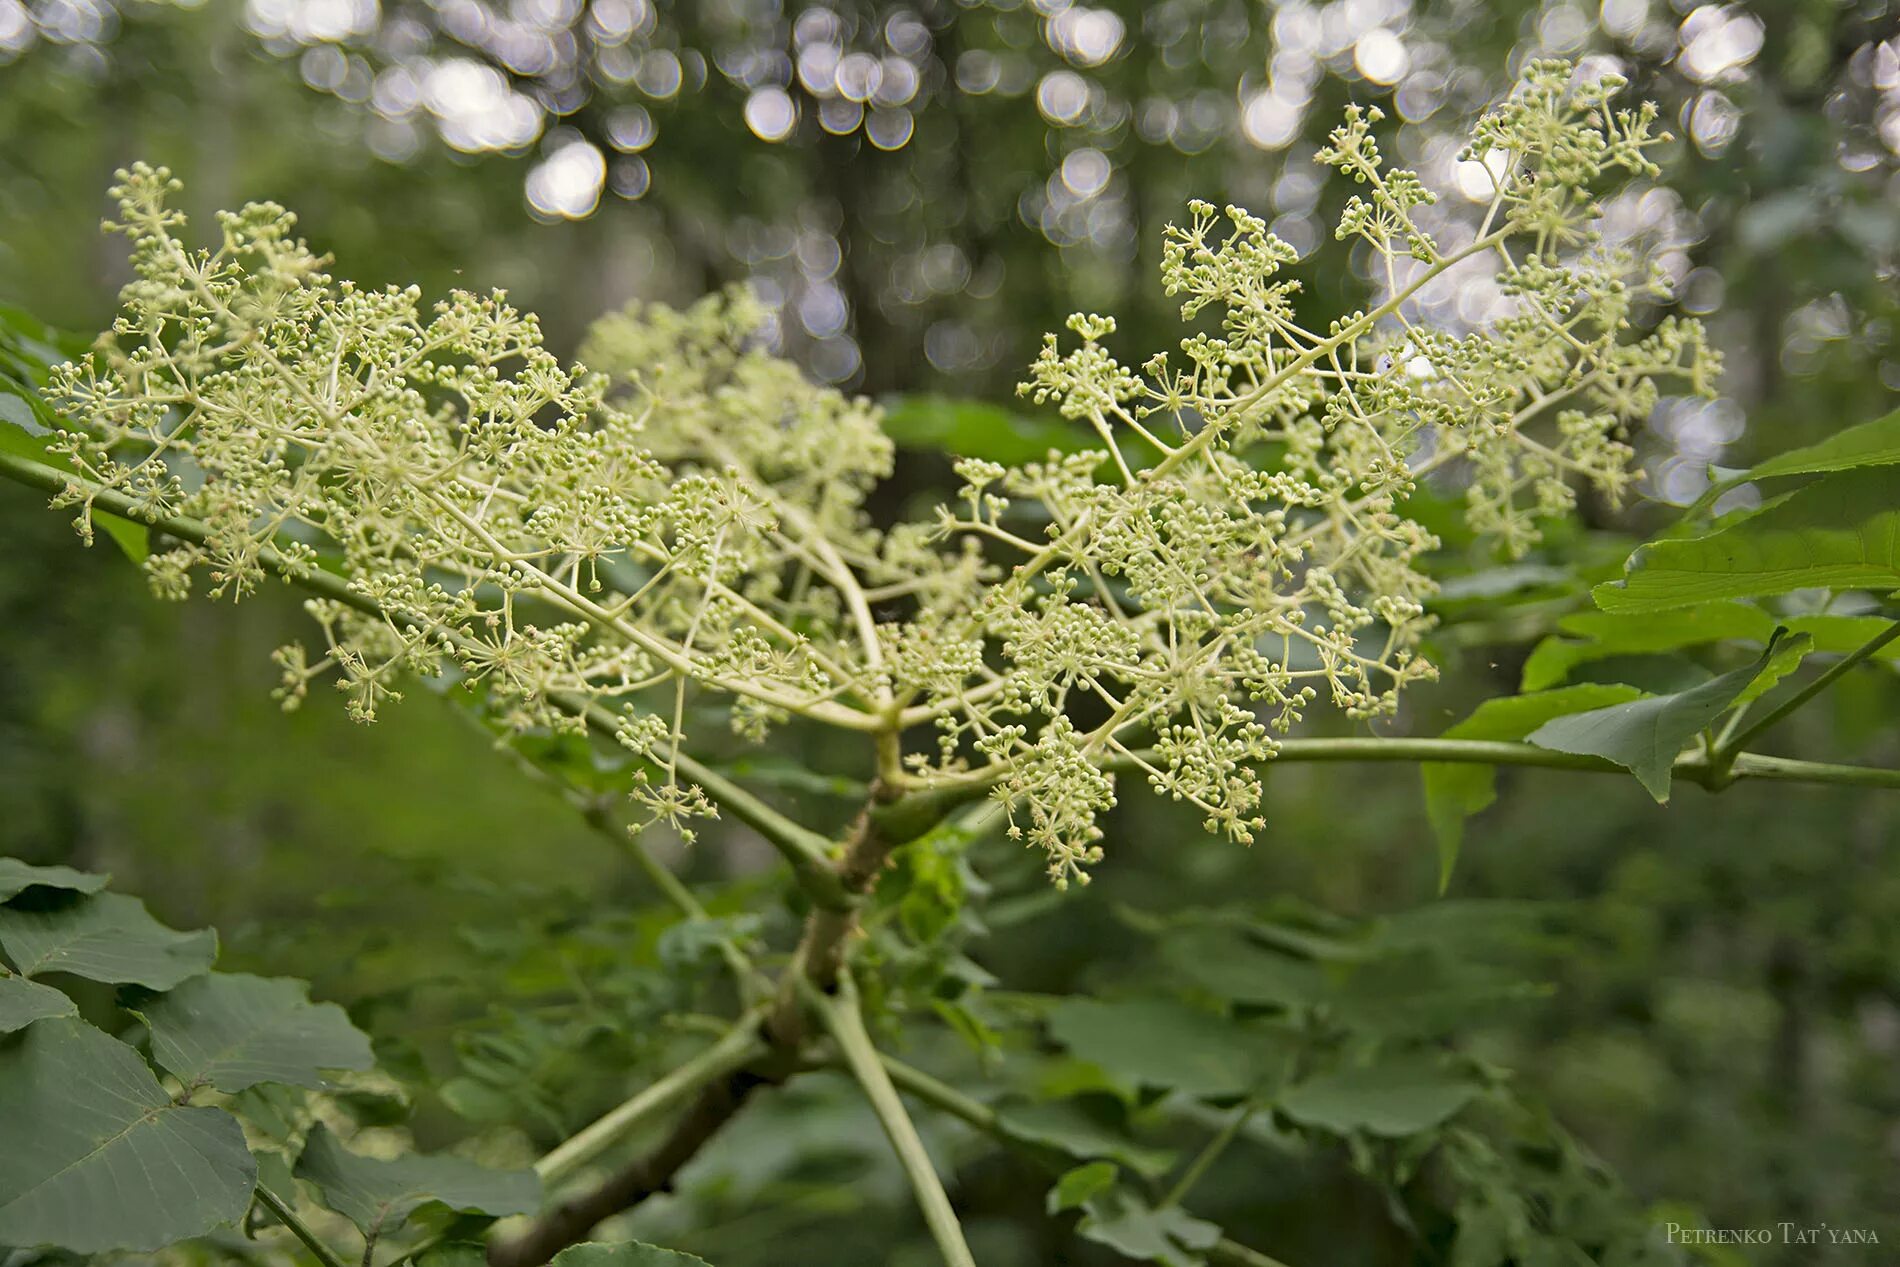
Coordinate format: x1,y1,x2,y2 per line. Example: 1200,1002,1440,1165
48,61,1716,882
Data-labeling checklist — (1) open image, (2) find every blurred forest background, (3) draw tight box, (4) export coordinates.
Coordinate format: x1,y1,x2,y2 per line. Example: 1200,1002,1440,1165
3,0,1899,1262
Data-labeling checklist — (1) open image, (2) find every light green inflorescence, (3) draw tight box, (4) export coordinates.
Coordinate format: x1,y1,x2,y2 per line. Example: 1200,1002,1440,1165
46,60,1716,885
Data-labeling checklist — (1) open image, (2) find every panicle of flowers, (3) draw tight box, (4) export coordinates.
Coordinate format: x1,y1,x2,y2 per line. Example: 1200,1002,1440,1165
45,62,1718,888
48,164,897,836
917,60,1717,883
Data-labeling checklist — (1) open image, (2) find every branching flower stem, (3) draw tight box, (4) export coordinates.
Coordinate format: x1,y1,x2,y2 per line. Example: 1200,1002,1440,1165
11,436,1894,821
0,448,855,911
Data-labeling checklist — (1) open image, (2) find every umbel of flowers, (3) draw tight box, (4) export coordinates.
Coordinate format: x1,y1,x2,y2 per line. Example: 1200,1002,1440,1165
47,59,1714,886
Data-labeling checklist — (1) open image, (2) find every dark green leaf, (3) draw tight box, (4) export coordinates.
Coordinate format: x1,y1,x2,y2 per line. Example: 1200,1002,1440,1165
0,858,108,904
136,971,376,1093
1525,635,1788,801
1331,951,1551,1038
294,1122,539,1237
1277,1057,1480,1137
0,1017,255,1251
0,891,216,988
1047,1162,1119,1215
1076,1188,1222,1267
1044,997,1265,1097
995,1098,1177,1178
1158,926,1322,1008
1596,468,1900,613
0,975,77,1032
549,1242,716,1265
1519,603,1778,691
1421,685,1644,887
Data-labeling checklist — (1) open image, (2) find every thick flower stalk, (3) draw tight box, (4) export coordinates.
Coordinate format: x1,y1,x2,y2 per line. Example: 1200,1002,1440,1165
45,61,1715,884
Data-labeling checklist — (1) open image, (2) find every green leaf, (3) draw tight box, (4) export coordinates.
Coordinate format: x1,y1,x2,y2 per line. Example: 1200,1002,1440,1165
1520,604,1893,695
549,1242,716,1265
1421,685,1645,887
0,890,216,988
1749,408,1900,480
879,393,1091,465
1157,926,1322,1008
1519,602,1778,691
0,1017,256,1252
1785,611,1900,657
294,1122,539,1238
0,975,77,1032
1047,1161,1119,1215
1690,406,1900,516
1734,631,1814,707
1596,468,1900,613
1331,952,1550,1039
1044,997,1265,1098
995,1098,1178,1179
1076,1188,1222,1267
1526,635,1788,802
135,971,376,1093
1276,1056,1480,1137
0,858,109,903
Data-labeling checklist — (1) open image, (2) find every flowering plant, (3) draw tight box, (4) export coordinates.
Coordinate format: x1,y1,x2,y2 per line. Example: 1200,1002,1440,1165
47,60,1711,885
3,59,1893,1267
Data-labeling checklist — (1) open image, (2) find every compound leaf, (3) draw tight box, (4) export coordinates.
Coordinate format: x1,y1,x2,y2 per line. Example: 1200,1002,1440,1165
1044,997,1264,1098
1047,1162,1119,1215
1519,602,1777,691
995,1098,1178,1179
1749,407,1900,480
